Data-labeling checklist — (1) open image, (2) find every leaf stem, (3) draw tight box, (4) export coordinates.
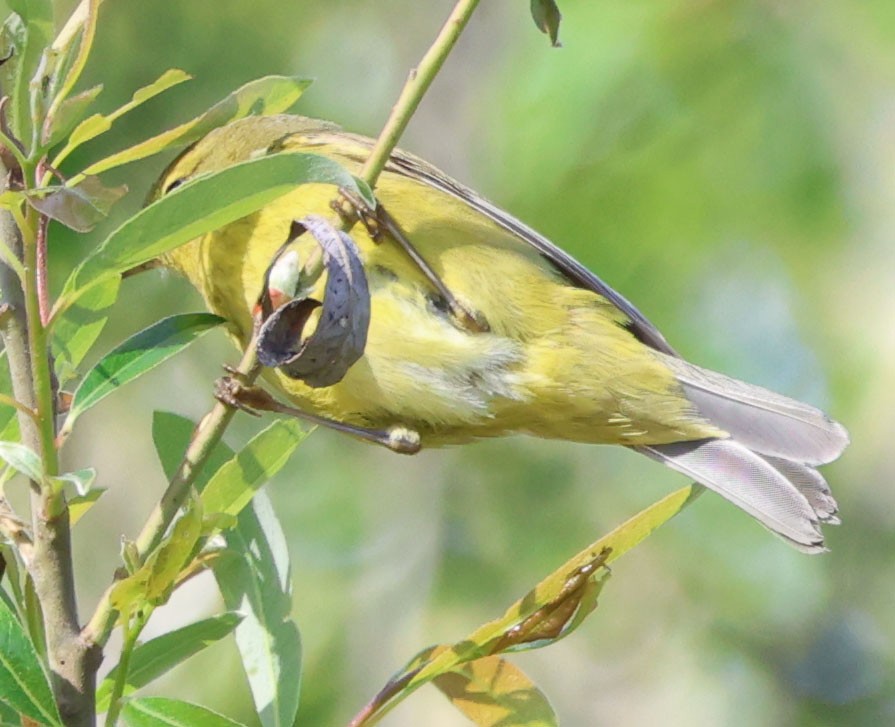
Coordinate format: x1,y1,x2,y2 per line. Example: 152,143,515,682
104,607,151,727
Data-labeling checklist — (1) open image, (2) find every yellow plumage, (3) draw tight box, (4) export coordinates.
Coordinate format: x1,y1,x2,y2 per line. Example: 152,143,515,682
157,114,847,551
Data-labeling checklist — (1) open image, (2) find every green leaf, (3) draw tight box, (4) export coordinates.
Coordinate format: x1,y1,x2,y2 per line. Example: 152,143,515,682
26,177,128,232
215,494,302,727
153,413,302,726
52,69,191,167
51,275,121,385
77,75,311,180
0,0,53,142
433,656,557,727
151,412,233,491
57,151,360,315
43,0,102,138
0,441,43,483
44,83,103,149
109,499,205,616
0,697,21,725
61,313,224,436
201,420,306,519
96,613,243,712
49,467,96,496
0,598,63,726
0,353,19,442
121,697,246,727
68,487,106,526
530,0,562,47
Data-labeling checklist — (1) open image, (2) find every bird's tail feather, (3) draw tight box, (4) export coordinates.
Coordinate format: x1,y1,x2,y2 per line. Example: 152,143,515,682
637,439,834,553
658,353,849,466
636,356,848,552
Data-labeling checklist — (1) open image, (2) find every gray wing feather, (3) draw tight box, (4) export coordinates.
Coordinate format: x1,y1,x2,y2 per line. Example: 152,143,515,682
381,149,678,355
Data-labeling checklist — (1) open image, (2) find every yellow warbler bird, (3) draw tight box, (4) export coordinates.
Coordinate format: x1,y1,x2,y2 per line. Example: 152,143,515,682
157,114,848,552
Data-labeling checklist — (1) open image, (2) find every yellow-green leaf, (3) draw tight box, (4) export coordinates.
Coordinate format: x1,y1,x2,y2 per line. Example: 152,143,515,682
357,484,703,724
201,420,306,519
72,75,311,182
433,656,557,727
52,69,191,167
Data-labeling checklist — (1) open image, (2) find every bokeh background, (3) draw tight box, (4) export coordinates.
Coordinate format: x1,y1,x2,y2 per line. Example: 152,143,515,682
9,0,894,724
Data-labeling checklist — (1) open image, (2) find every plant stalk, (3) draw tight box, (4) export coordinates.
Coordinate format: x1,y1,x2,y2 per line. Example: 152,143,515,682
1,157,98,726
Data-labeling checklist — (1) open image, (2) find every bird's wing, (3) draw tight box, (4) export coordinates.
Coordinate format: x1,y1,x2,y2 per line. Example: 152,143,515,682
295,125,677,355
383,147,678,356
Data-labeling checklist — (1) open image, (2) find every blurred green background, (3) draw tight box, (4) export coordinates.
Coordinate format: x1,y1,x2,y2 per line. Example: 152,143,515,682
11,0,893,724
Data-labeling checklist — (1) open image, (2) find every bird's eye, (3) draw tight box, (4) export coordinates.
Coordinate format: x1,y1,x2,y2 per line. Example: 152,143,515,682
164,177,186,194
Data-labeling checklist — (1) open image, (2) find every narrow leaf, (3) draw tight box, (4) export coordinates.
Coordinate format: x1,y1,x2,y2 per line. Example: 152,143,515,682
78,75,311,179
49,467,96,496
201,420,306,518
215,494,302,727
530,0,562,47
96,613,242,712
62,313,224,435
0,598,63,725
52,69,191,166
358,485,703,723
44,0,102,128
413,485,703,685
0,353,19,441
109,500,205,616
57,152,360,315
154,413,303,726
151,411,232,491
433,656,557,727
0,441,43,483
121,697,246,727
51,275,121,385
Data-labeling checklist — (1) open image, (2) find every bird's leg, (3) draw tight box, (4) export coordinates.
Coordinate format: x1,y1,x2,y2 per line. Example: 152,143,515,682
214,373,422,454
332,187,489,333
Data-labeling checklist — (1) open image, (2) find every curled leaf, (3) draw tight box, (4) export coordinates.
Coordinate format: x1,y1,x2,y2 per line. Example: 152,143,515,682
256,214,370,388
491,548,610,653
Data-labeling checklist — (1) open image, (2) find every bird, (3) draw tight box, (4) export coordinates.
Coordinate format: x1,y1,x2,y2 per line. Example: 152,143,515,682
155,114,848,553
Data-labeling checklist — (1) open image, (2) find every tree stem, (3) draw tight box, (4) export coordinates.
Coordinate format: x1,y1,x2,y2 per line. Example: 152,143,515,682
1,159,98,726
